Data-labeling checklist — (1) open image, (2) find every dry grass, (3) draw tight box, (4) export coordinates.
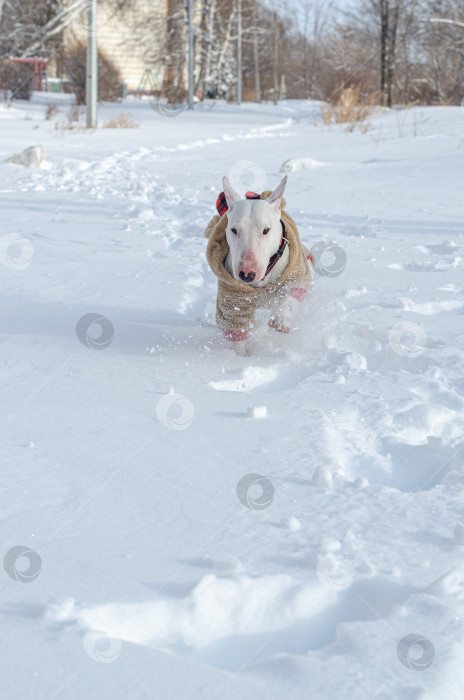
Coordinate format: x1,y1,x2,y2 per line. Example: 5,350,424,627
321,85,376,132
53,108,139,136
68,104,83,123
45,103,59,120
53,105,86,136
102,111,139,129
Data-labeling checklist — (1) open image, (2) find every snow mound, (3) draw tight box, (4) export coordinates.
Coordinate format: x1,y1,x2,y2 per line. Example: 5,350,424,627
5,145,47,168
280,157,327,172
426,565,464,599
47,574,334,652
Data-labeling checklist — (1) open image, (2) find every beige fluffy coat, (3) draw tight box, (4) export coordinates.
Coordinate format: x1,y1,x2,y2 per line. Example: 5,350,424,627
204,190,313,333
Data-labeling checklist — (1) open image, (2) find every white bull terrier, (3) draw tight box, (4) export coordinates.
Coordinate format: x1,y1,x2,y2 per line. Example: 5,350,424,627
204,175,313,352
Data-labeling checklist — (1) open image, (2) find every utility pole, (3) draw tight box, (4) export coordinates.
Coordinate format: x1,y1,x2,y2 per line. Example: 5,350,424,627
188,0,194,109
273,11,278,106
253,5,261,102
237,0,242,105
86,0,97,128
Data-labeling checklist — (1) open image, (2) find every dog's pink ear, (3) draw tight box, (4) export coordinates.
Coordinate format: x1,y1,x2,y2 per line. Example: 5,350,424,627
267,175,287,212
222,176,241,212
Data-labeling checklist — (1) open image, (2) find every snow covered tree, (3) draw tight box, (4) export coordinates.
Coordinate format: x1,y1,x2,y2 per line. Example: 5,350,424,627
0,0,133,58
0,0,64,57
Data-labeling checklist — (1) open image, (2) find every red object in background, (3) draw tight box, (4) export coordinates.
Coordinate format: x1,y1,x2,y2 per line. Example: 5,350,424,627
8,58,49,91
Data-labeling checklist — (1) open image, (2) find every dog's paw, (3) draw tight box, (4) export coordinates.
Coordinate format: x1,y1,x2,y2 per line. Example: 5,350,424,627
268,316,291,334
222,328,251,355
229,339,251,356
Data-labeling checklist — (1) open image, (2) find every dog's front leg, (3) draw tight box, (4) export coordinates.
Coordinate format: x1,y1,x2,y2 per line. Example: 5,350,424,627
222,329,249,355
268,288,306,333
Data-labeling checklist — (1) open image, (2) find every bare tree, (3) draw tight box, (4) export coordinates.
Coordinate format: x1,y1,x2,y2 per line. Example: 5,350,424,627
296,0,333,99
417,0,464,103
4,0,461,106
358,0,405,106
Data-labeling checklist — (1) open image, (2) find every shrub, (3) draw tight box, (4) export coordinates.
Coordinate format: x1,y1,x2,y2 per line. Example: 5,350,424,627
103,111,139,128
45,103,59,120
0,60,33,100
321,85,376,132
53,106,86,136
62,44,122,105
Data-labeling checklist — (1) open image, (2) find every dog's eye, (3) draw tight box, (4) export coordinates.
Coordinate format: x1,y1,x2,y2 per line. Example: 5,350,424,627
263,228,270,235
231,228,238,235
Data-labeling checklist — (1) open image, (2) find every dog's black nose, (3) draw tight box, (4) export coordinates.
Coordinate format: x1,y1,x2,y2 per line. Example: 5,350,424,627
239,271,256,283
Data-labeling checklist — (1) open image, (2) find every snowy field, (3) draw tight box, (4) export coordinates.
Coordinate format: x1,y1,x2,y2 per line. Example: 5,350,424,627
1,94,464,699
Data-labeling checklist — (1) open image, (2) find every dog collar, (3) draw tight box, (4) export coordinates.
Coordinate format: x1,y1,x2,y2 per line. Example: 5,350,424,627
261,219,288,280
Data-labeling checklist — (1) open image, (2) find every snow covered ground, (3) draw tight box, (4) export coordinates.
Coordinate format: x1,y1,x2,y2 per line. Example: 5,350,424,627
1,94,464,699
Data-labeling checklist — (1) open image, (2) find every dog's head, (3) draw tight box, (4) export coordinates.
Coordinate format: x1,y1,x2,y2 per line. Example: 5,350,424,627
223,175,287,284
